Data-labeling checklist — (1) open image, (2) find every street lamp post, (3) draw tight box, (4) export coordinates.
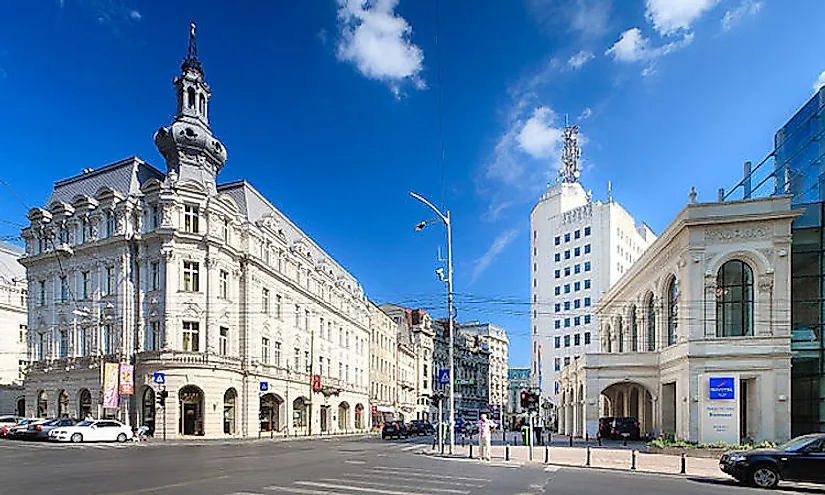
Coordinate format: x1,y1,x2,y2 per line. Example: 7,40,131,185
409,191,455,455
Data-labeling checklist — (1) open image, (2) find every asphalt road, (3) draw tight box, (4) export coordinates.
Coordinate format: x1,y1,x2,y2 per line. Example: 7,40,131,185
0,435,822,495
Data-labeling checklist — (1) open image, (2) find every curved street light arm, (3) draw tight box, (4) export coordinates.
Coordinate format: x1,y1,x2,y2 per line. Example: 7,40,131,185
409,192,448,225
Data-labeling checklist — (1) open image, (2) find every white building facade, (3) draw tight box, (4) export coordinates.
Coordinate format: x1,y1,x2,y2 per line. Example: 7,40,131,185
368,302,398,426
531,182,655,409
458,322,509,414
380,304,434,419
0,242,27,415
19,28,370,437
558,194,798,443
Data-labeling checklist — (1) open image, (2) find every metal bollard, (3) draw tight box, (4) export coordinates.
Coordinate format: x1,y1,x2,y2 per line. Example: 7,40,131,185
469,443,473,459
545,445,549,464
623,436,628,447
680,453,686,475
631,450,637,471
506,443,510,461
586,446,592,466
598,436,602,446
569,435,573,447
432,436,437,450
585,432,589,444
548,431,552,443
440,440,445,455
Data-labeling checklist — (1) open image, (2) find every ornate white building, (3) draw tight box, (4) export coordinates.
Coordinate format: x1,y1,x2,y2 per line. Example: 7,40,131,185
558,193,798,443
457,322,509,413
19,26,370,437
380,304,434,419
368,302,398,426
0,242,27,415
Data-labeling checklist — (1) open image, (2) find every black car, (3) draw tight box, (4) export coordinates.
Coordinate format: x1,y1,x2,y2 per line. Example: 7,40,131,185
381,421,408,440
720,433,825,488
611,417,641,440
597,417,614,439
407,420,435,436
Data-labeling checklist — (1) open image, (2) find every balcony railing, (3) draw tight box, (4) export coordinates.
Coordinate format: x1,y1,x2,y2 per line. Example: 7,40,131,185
137,350,243,370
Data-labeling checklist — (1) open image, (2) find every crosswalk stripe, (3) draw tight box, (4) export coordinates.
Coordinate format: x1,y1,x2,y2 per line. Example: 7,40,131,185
295,481,431,495
365,469,489,482
318,478,469,495
342,474,484,488
265,486,349,495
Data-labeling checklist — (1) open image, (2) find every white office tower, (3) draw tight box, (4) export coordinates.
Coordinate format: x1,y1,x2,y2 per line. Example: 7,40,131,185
529,123,655,412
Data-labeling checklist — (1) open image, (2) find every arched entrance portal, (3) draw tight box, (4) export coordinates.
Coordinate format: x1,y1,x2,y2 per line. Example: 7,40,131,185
58,390,70,418
600,382,655,439
37,390,48,418
338,402,350,431
293,397,308,429
179,385,204,436
16,397,25,417
142,388,156,435
78,389,93,419
224,388,237,435
260,393,284,432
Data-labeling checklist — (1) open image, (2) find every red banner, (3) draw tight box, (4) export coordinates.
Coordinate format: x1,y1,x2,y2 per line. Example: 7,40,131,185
312,374,322,392
119,364,134,395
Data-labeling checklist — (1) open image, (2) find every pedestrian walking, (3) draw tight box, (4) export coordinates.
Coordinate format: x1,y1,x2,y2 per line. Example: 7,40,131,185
534,415,544,446
478,413,496,462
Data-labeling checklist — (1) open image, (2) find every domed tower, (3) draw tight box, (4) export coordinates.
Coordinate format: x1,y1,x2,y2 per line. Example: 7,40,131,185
154,23,227,194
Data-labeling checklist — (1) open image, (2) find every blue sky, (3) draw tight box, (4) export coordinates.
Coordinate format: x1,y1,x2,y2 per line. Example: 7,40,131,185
0,0,824,367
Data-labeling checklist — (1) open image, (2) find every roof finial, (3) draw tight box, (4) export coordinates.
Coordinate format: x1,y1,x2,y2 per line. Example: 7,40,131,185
182,22,202,73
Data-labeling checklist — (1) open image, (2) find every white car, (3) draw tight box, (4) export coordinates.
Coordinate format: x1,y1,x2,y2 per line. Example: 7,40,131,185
49,420,133,443
0,415,22,429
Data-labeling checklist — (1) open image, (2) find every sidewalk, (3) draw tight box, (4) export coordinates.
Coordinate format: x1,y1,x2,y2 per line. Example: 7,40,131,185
141,431,377,446
425,444,725,480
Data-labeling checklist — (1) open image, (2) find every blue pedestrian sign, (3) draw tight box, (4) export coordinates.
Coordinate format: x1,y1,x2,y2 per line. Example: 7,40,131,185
153,372,165,385
438,369,450,385
259,381,269,392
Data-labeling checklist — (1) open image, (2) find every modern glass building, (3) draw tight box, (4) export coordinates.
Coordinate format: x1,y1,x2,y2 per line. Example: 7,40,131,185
776,86,825,435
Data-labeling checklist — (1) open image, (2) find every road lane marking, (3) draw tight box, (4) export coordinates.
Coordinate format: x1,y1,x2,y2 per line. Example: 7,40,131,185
544,466,561,473
102,475,231,495
295,481,431,495
318,478,469,495
265,487,349,495
366,468,490,482
344,460,366,465
342,474,485,488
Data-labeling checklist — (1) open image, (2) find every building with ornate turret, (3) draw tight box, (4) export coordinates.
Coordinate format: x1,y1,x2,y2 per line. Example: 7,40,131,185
19,25,370,438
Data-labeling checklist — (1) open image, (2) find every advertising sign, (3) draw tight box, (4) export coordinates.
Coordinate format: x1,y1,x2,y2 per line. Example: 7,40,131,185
699,374,740,445
102,362,120,409
119,364,134,395
312,375,322,392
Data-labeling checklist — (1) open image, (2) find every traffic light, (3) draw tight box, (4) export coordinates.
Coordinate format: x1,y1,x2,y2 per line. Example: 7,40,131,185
520,390,529,408
157,389,169,407
527,391,540,411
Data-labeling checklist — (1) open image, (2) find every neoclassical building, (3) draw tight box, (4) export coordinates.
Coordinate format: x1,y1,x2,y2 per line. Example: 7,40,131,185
558,193,799,443
19,26,369,437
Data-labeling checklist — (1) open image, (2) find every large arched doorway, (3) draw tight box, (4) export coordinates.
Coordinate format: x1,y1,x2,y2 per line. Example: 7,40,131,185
260,393,284,432
78,389,93,419
58,390,70,418
142,388,155,435
293,397,308,429
16,397,25,417
338,402,350,431
224,388,237,435
600,382,654,439
355,404,364,430
37,391,48,418
179,385,204,436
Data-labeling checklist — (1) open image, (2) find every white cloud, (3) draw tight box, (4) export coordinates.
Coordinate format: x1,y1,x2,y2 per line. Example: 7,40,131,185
578,107,593,120
335,0,424,96
606,27,693,73
815,71,825,93
129,10,141,20
722,0,762,31
567,50,595,70
527,0,612,41
470,229,519,284
644,0,717,36
517,107,563,159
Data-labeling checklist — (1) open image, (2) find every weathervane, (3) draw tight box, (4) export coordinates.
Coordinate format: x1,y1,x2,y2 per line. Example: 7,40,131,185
559,114,581,184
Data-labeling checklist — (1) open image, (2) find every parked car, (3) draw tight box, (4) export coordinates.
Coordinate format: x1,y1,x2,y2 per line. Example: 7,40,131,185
381,420,409,440
19,418,77,441
611,417,641,440
49,419,133,443
7,419,48,439
0,416,22,437
407,420,434,436
597,417,614,439
720,433,825,488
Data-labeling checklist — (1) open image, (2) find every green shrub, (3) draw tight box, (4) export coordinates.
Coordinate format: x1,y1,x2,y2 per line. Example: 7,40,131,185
645,438,776,450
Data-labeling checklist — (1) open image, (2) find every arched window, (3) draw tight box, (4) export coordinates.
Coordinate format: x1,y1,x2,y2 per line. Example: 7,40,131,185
667,277,678,346
716,260,754,337
224,388,237,435
630,305,638,352
187,88,196,109
605,325,612,353
646,293,656,351
199,94,205,115
617,317,624,353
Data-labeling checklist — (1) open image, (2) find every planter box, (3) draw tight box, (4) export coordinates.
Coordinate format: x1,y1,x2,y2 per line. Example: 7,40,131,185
647,446,726,459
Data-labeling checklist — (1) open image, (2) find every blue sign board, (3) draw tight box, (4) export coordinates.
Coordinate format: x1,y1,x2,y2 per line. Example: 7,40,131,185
438,369,450,385
709,377,735,400
259,381,269,392
153,372,165,385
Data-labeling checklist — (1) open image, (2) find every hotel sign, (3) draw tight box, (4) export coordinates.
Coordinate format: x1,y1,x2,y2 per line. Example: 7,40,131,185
709,377,735,400
699,374,740,445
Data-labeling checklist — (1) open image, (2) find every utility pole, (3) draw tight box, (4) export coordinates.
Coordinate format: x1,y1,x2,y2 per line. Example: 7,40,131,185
308,319,315,437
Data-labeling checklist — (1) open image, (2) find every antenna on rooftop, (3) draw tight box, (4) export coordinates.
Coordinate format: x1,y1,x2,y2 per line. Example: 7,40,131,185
559,115,581,184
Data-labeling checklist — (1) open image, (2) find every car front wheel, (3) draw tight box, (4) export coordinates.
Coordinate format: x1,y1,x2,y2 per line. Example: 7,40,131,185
116,433,127,443
71,433,83,443
750,466,780,489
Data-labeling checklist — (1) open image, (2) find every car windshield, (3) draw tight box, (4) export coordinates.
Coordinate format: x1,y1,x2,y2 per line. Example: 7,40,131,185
41,419,59,426
75,421,94,427
777,435,823,452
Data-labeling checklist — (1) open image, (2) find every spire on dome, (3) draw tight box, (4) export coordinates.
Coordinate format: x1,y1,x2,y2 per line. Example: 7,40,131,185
182,22,202,74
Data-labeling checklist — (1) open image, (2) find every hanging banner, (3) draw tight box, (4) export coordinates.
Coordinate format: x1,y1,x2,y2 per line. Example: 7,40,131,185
102,362,120,409
119,364,134,395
